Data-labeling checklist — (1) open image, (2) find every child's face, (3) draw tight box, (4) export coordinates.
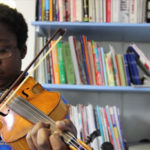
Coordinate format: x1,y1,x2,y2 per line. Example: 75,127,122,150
0,23,24,90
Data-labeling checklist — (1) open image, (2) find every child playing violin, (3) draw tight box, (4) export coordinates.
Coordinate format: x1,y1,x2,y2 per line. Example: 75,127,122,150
0,3,76,150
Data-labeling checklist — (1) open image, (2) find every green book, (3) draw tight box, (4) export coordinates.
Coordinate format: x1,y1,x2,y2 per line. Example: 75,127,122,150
62,42,76,84
57,41,66,84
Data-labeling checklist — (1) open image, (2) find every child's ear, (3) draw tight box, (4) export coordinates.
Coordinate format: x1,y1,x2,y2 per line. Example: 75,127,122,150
21,45,27,59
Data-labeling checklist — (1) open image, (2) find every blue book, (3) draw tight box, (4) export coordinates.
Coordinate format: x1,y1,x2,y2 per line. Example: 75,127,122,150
123,54,131,86
96,106,105,143
79,35,89,84
126,53,141,85
44,0,49,21
101,48,108,86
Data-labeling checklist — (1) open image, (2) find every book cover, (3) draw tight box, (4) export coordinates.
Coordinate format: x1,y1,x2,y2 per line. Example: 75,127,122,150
105,105,118,150
44,0,49,21
123,54,131,86
74,38,87,84
87,40,96,85
83,0,89,22
68,36,81,84
126,53,141,85
98,47,105,85
96,106,105,143
116,54,127,86
101,47,108,86
51,40,60,84
109,45,120,86
79,35,89,84
57,41,66,84
82,35,92,84
62,42,76,84
105,51,115,86
92,42,102,85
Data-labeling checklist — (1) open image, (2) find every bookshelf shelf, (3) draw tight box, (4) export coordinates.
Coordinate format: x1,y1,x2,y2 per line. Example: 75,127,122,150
32,21,150,42
42,84,150,93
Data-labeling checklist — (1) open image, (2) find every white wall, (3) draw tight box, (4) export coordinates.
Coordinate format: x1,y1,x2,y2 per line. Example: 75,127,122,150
15,0,36,71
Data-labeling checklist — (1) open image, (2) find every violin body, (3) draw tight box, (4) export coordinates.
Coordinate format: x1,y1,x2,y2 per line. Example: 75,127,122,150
0,77,68,150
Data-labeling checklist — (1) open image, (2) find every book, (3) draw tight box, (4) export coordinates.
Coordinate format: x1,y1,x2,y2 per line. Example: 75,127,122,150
74,38,87,84
123,54,131,86
105,51,115,86
68,36,81,84
57,41,66,84
62,42,76,84
79,35,89,84
92,42,102,85
101,47,108,86
109,45,120,86
126,53,141,85
127,44,150,76
87,40,96,85
51,40,60,84
116,54,127,86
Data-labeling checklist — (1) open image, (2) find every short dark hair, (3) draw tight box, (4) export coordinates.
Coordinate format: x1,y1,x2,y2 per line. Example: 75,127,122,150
0,4,28,50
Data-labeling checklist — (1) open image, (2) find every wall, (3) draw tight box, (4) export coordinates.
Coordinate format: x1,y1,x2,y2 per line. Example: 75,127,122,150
15,0,36,71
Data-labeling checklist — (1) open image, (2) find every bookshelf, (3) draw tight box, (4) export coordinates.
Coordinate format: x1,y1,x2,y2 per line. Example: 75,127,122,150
32,22,150,145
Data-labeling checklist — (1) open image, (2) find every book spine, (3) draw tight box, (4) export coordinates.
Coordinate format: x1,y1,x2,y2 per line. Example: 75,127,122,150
79,35,89,84
68,36,81,84
57,41,66,84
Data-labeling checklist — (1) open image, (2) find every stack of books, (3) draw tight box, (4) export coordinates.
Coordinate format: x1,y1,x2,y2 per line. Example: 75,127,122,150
69,104,125,150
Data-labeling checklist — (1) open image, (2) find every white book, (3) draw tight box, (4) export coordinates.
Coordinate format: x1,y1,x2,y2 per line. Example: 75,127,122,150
58,0,65,21
76,0,83,22
102,0,106,22
86,104,99,150
88,0,95,22
119,0,130,23
95,0,100,22
68,36,81,84
36,37,45,84
129,0,138,23
99,0,103,22
111,0,120,22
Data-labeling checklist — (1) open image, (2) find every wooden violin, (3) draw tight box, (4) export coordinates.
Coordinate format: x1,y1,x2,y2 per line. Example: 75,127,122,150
0,28,92,150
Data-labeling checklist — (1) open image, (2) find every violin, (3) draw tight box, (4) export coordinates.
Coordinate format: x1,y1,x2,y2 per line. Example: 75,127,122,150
0,28,92,150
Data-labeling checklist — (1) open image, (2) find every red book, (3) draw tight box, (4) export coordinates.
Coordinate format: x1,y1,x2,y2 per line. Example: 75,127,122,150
106,0,111,22
103,108,114,144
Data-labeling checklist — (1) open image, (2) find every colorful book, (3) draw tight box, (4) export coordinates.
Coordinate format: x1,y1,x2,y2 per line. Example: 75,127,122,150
116,54,127,86
79,35,89,84
101,47,108,86
74,39,87,84
105,51,115,86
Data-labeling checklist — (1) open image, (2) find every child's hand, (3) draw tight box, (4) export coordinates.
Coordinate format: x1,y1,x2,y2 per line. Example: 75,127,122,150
26,119,77,150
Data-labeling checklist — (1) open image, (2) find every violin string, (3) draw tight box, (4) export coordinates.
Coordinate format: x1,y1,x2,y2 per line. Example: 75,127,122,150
9,97,87,150
0,36,63,112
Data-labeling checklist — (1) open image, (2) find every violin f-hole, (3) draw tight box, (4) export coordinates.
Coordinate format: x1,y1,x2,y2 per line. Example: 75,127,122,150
22,88,29,98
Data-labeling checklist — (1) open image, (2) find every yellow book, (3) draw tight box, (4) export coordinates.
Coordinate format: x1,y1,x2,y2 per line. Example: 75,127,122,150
105,51,115,86
116,54,127,86
51,40,60,84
